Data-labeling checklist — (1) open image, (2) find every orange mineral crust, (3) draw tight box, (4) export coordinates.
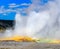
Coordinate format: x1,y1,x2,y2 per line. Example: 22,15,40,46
0,36,36,42
0,36,60,44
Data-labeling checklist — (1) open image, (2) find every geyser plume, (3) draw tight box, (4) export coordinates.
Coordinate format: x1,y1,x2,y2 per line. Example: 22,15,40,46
14,0,60,39
14,10,50,37
0,0,60,40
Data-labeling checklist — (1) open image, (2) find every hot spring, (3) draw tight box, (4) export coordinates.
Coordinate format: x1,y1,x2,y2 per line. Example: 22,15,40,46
0,0,60,43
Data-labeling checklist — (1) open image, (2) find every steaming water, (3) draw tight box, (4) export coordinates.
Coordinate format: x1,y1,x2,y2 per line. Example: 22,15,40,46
0,0,60,40
14,11,50,38
13,0,60,39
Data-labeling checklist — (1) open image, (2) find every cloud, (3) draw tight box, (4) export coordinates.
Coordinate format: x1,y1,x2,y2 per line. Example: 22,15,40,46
0,0,60,39
0,6,5,13
8,3,20,8
0,3,31,14
8,3,30,9
20,3,31,6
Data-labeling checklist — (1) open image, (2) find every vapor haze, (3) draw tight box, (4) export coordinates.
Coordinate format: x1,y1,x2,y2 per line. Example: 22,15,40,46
0,0,60,40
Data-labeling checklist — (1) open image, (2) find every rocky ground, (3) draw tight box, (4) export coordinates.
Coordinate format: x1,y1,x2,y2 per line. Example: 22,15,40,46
0,42,60,49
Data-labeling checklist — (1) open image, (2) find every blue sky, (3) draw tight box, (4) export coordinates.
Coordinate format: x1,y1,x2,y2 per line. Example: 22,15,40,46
0,0,30,5
0,0,49,20
0,0,48,5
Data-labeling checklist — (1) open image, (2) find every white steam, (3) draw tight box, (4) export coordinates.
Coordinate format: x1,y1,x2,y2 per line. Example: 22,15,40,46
0,0,60,39
14,0,60,39
14,11,50,38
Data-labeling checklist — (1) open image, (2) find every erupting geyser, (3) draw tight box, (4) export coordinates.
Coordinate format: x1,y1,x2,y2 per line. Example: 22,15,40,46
0,0,60,43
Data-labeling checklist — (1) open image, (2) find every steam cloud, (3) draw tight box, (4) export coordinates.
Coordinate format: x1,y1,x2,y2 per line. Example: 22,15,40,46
0,0,60,39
